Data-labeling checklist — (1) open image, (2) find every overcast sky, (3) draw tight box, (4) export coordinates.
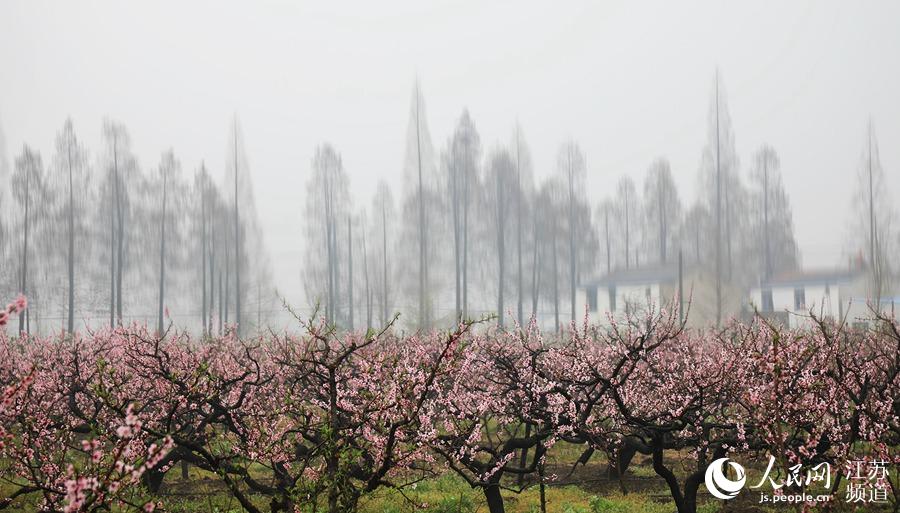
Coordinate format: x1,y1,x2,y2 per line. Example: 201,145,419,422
2,0,899,303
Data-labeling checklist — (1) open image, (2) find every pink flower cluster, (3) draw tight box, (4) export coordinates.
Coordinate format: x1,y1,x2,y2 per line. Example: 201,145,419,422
0,294,27,327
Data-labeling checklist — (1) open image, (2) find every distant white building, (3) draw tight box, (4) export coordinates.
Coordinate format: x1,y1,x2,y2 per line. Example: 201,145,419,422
575,265,679,325
748,269,865,328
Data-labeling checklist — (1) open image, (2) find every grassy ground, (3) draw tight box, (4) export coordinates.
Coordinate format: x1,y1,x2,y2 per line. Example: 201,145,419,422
157,470,710,513
3,446,895,512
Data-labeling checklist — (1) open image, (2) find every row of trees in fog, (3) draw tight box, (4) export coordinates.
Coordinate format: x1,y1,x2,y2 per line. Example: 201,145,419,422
1,72,892,333
303,74,810,331
0,119,272,336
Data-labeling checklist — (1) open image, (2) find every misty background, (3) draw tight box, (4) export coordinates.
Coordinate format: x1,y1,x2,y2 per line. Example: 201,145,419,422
1,0,899,333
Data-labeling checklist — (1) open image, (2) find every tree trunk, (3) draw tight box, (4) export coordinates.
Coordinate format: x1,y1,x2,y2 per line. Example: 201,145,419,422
363,230,371,330
326,185,335,324
624,188,630,270
233,125,241,335
516,134,523,326
552,229,559,333
568,156,576,322
453,158,461,322
714,71,722,327
725,185,732,282
651,440,710,513
484,481,505,513
111,137,119,328
114,141,124,326
415,85,427,330
347,216,353,330
143,466,166,493
20,164,29,335
531,215,540,319
67,143,75,335
201,187,208,337
382,202,388,326
157,169,167,335
209,227,216,335
659,172,667,263
497,168,505,327
604,208,611,273
463,150,469,320
218,271,224,335
763,159,770,279
224,251,230,325
109,194,115,329
539,462,547,513
517,423,532,487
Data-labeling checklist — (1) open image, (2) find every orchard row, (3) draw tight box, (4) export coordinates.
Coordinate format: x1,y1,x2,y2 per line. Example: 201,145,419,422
1,301,898,513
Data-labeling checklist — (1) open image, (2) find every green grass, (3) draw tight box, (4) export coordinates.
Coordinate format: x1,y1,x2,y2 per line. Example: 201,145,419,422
358,473,703,513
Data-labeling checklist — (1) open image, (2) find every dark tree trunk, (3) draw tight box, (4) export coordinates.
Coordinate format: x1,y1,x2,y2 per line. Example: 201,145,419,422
484,479,505,513
143,465,167,493
517,422,532,487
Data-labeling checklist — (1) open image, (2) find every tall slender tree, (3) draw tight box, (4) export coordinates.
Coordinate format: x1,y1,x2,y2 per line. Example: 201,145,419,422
400,81,437,329
616,176,638,270
854,121,893,304
304,144,349,324
596,200,615,274
53,119,87,335
347,215,354,330
699,71,738,326
512,125,533,326
12,146,47,334
148,151,185,335
643,158,681,265
557,141,586,323
444,110,481,321
370,182,395,327
101,121,136,326
485,148,516,326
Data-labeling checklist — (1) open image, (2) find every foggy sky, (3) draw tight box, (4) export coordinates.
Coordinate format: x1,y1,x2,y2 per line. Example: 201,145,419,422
2,0,899,308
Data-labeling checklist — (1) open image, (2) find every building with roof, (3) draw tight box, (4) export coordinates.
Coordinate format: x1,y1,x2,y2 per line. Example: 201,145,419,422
575,265,681,325
747,268,866,328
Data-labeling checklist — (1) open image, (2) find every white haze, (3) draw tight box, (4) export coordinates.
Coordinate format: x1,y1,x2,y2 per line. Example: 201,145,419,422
2,0,899,310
